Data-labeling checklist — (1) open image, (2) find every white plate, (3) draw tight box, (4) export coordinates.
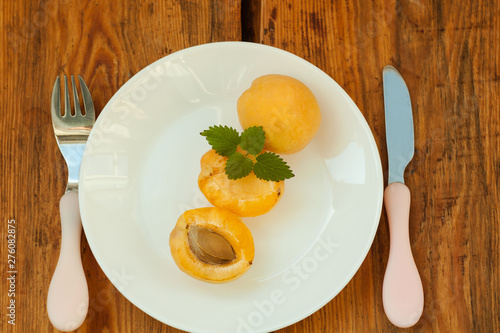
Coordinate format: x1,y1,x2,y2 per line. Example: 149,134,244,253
79,42,383,333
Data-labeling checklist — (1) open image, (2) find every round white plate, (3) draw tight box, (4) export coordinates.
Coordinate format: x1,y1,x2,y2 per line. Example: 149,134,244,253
79,42,383,333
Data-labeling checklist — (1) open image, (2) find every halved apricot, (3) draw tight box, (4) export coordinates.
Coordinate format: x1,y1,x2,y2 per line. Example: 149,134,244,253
198,149,284,217
169,207,255,283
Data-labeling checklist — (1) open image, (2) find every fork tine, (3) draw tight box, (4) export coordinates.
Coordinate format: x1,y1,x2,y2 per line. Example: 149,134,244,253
64,76,71,117
51,76,61,118
78,76,95,121
71,75,82,116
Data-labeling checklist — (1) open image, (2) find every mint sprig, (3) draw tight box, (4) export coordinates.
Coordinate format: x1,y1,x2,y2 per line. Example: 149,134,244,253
201,125,294,181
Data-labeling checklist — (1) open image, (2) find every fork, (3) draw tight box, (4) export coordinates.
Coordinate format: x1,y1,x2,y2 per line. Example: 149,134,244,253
47,75,95,331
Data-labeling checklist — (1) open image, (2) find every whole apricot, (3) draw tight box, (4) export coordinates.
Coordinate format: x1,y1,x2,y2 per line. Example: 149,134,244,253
237,74,321,154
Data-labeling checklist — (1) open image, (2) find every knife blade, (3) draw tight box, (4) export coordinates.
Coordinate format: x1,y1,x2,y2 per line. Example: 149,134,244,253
381,66,424,328
384,66,414,184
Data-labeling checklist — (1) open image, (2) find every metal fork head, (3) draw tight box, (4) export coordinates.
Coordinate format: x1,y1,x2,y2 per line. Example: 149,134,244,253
51,75,96,192
51,75,95,144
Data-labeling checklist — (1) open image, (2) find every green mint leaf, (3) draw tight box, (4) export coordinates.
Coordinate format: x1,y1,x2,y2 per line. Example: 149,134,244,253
240,126,265,156
200,125,241,157
254,152,295,181
225,152,254,180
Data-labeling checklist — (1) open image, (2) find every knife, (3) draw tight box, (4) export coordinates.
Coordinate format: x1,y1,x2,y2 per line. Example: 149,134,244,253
382,66,424,327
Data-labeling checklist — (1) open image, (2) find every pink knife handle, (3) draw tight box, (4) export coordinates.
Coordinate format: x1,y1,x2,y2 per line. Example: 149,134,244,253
382,182,424,327
47,191,89,332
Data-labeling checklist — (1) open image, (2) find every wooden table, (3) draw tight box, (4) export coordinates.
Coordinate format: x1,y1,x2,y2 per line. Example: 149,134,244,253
1,0,498,332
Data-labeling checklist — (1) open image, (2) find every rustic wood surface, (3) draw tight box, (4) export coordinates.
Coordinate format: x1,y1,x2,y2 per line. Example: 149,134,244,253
1,0,498,332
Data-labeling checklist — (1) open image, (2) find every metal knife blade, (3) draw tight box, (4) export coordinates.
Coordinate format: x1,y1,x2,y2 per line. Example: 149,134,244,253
383,66,414,184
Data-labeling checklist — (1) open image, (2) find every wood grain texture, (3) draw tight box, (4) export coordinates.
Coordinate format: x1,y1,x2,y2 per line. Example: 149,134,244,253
256,0,500,332
1,0,499,332
0,1,239,332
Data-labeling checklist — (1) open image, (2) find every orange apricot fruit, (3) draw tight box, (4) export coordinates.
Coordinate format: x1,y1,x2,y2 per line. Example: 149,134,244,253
169,207,255,283
198,149,284,217
237,74,321,155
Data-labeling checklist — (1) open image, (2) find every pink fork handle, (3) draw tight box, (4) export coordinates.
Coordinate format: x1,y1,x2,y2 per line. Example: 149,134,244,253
382,182,424,327
47,191,89,331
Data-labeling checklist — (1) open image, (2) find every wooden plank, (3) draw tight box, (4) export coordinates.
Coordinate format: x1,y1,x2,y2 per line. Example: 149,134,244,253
0,1,240,332
256,0,500,332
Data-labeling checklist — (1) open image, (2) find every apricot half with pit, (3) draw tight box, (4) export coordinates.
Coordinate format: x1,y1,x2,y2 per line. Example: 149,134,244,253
169,207,255,283
198,149,284,217
237,74,322,155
